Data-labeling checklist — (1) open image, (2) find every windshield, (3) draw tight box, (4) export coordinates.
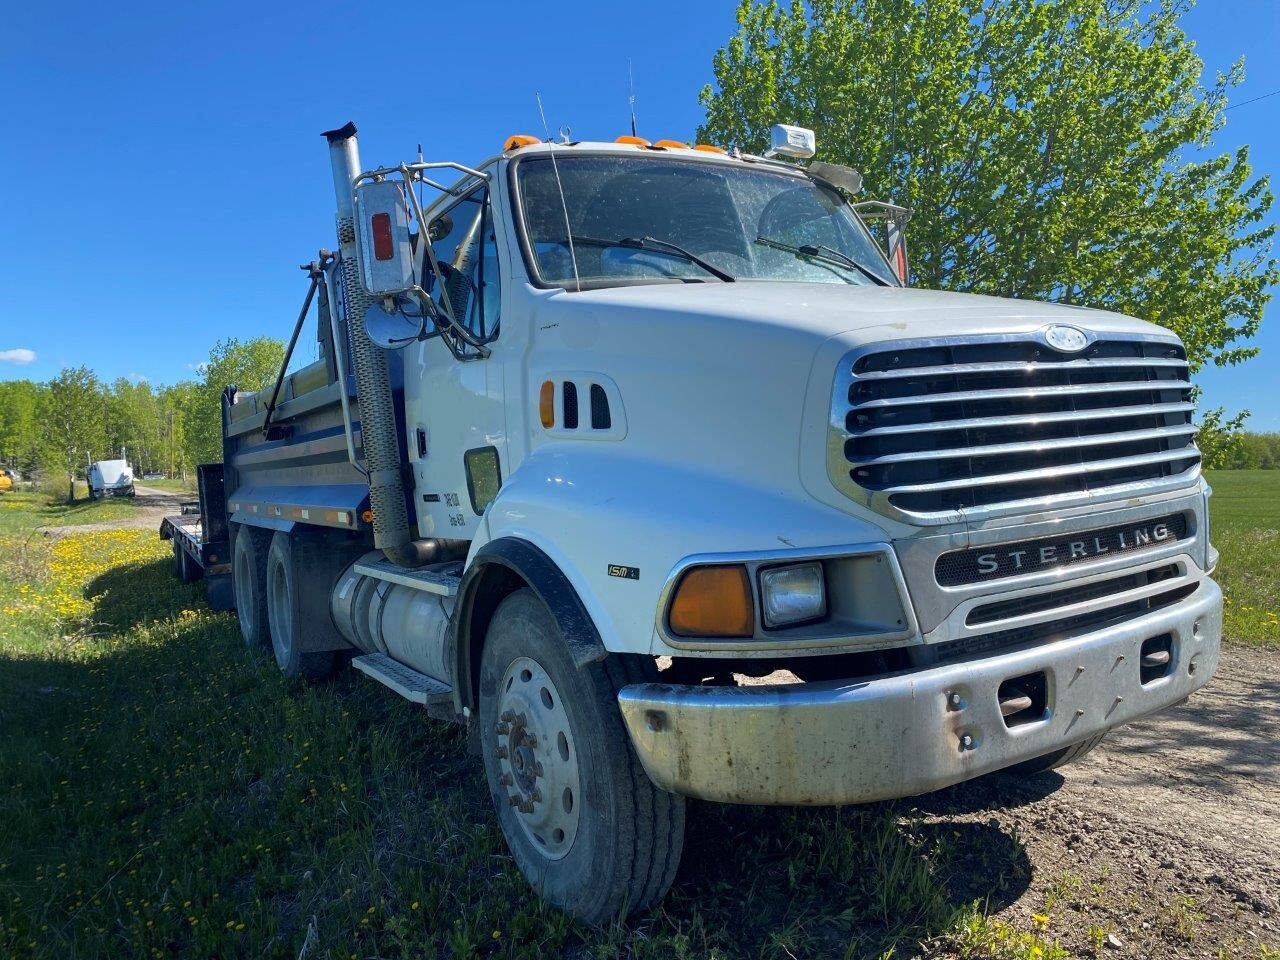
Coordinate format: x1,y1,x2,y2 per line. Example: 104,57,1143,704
515,154,898,289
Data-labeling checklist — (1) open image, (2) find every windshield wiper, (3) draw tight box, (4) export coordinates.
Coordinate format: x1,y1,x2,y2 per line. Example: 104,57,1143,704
755,235,890,286
565,234,736,282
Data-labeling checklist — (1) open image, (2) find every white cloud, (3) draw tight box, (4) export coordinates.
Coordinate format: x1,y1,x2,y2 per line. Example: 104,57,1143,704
0,348,36,365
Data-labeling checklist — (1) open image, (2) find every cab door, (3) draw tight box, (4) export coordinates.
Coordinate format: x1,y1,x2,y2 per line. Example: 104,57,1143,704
403,185,506,539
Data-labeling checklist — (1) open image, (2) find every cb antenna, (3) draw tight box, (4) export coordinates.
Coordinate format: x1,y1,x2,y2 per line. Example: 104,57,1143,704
628,58,638,137
535,92,581,292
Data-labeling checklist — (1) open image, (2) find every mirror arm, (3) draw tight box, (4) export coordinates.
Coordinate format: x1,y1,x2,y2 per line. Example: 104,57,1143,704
397,286,491,360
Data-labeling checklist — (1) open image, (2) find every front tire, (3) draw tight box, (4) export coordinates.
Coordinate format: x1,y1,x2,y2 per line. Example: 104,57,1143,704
1000,733,1107,777
479,589,685,924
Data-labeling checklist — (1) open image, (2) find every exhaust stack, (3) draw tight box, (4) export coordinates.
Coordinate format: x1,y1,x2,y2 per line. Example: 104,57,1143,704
323,122,465,568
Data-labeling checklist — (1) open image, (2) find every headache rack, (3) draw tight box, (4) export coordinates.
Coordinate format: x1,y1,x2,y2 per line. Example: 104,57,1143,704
828,331,1201,523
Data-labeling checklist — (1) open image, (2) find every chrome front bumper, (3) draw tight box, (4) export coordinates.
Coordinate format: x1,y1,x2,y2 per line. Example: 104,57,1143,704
618,579,1221,805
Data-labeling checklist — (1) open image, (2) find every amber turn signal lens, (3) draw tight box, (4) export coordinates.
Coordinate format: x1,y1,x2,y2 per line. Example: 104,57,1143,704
539,380,555,428
668,565,754,638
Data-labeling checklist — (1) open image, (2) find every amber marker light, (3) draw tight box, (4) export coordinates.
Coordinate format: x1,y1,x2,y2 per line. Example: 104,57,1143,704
668,565,754,638
615,135,651,147
504,134,539,150
539,380,556,428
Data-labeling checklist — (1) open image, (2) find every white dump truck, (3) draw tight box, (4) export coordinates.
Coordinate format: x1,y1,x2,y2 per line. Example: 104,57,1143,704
163,121,1221,922
88,458,135,499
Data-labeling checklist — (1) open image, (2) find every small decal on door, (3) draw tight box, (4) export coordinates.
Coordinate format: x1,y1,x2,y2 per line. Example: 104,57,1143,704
608,564,640,580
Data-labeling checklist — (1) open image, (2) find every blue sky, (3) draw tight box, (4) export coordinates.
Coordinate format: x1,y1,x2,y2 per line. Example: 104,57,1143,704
1,0,1276,426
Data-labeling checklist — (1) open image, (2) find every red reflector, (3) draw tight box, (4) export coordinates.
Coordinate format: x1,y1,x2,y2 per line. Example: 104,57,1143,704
371,212,394,261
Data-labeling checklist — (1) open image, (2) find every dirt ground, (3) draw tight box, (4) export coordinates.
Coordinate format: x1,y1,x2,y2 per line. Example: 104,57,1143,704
919,643,1280,957
37,484,191,537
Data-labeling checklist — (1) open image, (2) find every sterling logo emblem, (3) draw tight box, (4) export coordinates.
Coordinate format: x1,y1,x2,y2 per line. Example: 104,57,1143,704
1044,324,1089,352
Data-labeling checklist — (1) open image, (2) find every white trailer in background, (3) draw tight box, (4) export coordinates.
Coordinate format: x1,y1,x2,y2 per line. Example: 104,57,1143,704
165,121,1221,922
88,458,134,499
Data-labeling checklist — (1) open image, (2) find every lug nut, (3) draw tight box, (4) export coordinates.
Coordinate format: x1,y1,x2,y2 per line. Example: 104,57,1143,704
530,787,543,803
518,799,535,814
495,746,508,760
508,794,521,807
947,692,963,710
494,722,510,735
500,710,516,723
959,733,975,750
531,761,544,777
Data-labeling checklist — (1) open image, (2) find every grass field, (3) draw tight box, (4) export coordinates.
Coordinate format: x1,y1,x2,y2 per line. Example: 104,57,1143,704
136,477,198,494
1204,470,1280,647
0,477,1275,959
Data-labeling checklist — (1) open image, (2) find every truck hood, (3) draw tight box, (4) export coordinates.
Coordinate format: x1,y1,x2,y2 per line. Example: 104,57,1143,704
565,281,1165,343
526,281,1178,538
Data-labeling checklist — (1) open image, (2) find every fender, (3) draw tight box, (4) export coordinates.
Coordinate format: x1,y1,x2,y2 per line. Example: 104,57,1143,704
450,537,608,715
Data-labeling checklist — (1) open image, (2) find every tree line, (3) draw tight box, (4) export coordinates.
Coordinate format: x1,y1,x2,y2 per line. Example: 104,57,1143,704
1218,432,1280,470
0,338,284,500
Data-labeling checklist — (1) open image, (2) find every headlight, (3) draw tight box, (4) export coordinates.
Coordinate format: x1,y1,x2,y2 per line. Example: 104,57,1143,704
759,562,826,628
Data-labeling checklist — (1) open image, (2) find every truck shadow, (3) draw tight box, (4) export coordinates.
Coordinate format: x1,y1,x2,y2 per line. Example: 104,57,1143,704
671,797,1031,955
84,557,203,633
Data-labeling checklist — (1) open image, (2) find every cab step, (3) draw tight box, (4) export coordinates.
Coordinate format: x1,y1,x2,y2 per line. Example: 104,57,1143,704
353,557,462,597
352,653,453,712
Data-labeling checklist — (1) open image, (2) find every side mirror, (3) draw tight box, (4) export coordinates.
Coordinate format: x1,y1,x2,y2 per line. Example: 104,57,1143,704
364,296,427,350
353,179,416,296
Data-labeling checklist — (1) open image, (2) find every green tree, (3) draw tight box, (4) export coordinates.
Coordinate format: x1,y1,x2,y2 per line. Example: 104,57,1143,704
40,367,107,502
106,378,166,476
182,338,285,468
0,379,41,473
699,0,1276,430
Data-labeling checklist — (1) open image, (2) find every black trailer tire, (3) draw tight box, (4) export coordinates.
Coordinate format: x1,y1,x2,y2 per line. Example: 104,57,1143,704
265,531,341,681
479,589,685,924
173,540,200,583
232,524,273,649
1000,733,1107,778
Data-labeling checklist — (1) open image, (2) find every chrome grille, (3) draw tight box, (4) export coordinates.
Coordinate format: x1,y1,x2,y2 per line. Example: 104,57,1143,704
829,333,1201,521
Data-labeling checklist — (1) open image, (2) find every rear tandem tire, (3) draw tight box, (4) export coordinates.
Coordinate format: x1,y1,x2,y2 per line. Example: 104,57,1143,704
232,524,273,649
265,531,341,681
478,589,685,924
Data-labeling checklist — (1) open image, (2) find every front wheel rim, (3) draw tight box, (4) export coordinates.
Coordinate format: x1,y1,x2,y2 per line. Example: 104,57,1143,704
494,656,581,861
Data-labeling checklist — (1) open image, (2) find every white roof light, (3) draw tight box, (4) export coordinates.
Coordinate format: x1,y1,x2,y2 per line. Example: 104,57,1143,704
765,124,816,160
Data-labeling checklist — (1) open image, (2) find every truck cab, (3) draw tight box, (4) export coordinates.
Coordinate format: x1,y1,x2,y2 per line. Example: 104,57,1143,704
187,123,1220,923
